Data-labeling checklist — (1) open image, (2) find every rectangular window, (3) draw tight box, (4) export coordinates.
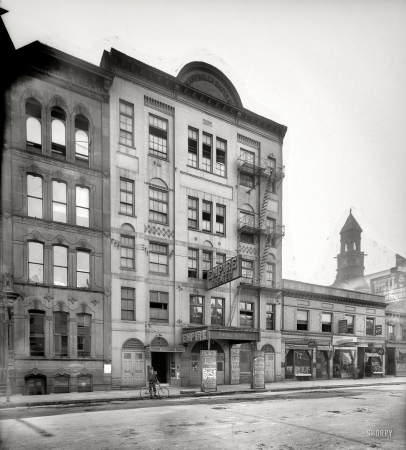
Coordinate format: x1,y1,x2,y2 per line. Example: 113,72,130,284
366,317,375,335
266,217,276,232
54,312,68,357
119,101,133,147
216,138,226,176
345,315,354,334
150,243,168,274
77,314,91,357
190,295,204,324
240,173,254,188
30,311,45,356
216,253,226,265
266,304,274,330
188,248,198,278
215,205,225,235
149,291,169,322
121,235,135,269
240,232,254,244
149,115,168,159
76,186,90,227
202,251,212,279
240,301,253,328
322,313,332,332
202,201,212,232
402,326,406,341
149,188,168,224
188,127,198,167
77,251,90,288
29,242,44,284
202,133,212,172
121,288,135,321
188,197,198,230
120,179,134,215
266,262,275,285
297,310,308,331
242,259,254,282
388,325,395,341
27,175,43,219
211,297,224,325
52,181,67,223
240,149,255,165
53,246,68,286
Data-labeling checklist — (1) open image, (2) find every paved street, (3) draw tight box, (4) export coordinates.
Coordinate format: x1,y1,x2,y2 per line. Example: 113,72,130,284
0,385,404,450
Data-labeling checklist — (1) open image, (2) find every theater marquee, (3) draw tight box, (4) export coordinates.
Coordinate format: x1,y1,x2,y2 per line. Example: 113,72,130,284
206,255,242,290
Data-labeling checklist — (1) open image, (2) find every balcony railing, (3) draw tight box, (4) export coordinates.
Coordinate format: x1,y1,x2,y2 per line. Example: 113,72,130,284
237,156,265,177
261,161,285,181
263,224,285,239
237,215,263,235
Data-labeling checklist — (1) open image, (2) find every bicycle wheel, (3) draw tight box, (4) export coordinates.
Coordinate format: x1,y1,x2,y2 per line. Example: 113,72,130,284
158,387,169,398
140,387,151,399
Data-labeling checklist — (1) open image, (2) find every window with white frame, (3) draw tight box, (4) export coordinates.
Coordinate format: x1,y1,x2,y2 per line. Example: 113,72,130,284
121,235,135,269
216,205,225,235
121,288,135,321
54,312,69,357
202,201,212,232
190,295,204,324
216,138,226,176
266,304,274,330
266,262,275,285
211,297,224,325
297,310,308,331
240,301,253,328
52,181,67,223
188,127,198,167
150,291,169,322
77,314,91,357
216,253,226,265
76,187,90,227
76,251,90,288
120,179,134,215
149,187,168,224
75,115,90,163
149,243,168,274
26,99,42,150
366,317,375,335
29,242,44,284
188,248,198,278
188,197,198,229
119,101,134,147
29,310,45,356
53,246,68,286
27,175,43,219
345,315,354,334
51,107,66,159
202,133,212,172
242,259,254,282
149,115,168,159
202,251,212,279
322,313,332,332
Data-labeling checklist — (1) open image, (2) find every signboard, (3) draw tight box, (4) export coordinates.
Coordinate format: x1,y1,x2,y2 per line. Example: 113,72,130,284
207,255,242,290
210,329,260,342
182,327,260,345
201,350,217,392
230,348,240,385
371,272,406,305
149,346,185,353
370,347,385,356
144,347,151,359
307,340,317,348
251,351,265,389
338,320,348,334
183,329,207,343
333,336,357,346
374,325,383,336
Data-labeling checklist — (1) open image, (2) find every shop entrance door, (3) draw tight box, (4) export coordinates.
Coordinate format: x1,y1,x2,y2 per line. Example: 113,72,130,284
151,352,167,383
122,351,145,386
217,353,224,384
316,351,328,379
265,353,275,382
26,376,46,395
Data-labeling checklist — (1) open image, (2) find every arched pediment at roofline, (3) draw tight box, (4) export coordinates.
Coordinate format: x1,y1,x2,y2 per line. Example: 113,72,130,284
177,61,243,109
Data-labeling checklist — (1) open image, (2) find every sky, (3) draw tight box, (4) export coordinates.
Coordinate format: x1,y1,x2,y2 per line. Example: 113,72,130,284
3,0,406,286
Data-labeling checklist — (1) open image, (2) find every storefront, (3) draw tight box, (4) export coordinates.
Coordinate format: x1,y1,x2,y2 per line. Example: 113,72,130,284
386,345,406,377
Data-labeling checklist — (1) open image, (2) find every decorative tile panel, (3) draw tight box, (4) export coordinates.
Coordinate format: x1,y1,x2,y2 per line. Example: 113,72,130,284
144,224,174,239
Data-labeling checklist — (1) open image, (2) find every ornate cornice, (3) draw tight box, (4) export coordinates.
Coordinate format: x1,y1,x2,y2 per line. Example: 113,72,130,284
144,96,174,116
237,134,260,150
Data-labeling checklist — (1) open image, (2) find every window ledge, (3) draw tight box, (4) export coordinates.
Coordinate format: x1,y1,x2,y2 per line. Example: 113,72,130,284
186,165,227,180
120,267,137,272
118,142,137,150
148,220,169,226
149,272,170,277
119,212,137,218
148,153,169,162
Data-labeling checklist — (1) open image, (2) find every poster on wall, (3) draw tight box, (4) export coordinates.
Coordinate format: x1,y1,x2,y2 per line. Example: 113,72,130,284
251,351,265,389
201,350,217,392
230,347,240,384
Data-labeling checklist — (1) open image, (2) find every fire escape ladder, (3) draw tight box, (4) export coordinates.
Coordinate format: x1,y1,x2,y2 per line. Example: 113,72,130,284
228,287,241,326
259,175,273,229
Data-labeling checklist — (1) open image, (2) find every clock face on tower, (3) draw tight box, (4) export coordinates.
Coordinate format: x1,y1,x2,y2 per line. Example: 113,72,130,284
341,258,348,268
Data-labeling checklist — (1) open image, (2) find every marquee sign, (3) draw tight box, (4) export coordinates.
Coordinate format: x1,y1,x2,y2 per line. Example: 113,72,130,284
207,255,242,290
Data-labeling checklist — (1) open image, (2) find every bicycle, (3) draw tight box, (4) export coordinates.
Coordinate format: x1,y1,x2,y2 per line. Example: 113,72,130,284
139,381,170,399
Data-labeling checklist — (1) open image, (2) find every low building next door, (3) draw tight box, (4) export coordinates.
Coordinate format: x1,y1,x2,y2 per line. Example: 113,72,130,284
122,351,145,386
265,353,275,382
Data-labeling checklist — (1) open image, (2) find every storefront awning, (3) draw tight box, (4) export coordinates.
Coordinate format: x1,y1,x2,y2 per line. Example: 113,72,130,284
182,326,260,345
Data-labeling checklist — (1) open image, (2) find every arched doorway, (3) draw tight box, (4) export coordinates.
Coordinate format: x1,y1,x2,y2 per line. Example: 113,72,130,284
25,374,46,395
122,338,145,387
190,340,224,386
151,337,169,383
262,344,275,382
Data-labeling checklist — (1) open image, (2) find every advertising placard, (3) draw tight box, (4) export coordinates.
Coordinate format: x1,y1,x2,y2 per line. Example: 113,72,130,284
206,255,242,290
201,350,217,392
251,351,265,389
230,348,240,384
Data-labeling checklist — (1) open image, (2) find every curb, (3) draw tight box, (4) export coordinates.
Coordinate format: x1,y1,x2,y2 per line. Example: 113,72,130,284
1,381,405,410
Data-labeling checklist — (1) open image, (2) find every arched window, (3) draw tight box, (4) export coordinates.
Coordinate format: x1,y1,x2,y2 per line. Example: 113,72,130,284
51,107,66,159
27,174,43,218
52,180,67,223
53,246,68,286
75,115,89,164
26,99,42,150
121,222,135,269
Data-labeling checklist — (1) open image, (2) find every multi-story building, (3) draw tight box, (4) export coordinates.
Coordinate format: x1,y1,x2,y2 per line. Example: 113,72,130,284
281,279,387,380
101,48,287,388
1,40,114,395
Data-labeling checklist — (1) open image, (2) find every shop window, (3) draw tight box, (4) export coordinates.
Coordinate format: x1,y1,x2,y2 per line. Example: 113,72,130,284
121,288,135,321
188,248,198,278
188,127,198,167
26,99,42,150
51,107,66,160
28,242,44,284
366,317,375,335
333,349,356,378
345,315,354,334
190,295,204,324
321,313,332,332
77,375,92,392
388,324,395,341
54,375,70,394
202,251,212,280
216,253,226,265
297,310,308,331
149,243,168,274
29,310,45,356
266,304,274,330
215,205,225,235
54,312,68,357
120,179,134,215
240,301,253,328
52,180,67,223
149,187,168,224
149,114,168,159
76,186,90,227
77,251,90,288
202,133,212,172
202,201,212,232
27,174,43,219
75,115,89,164
211,298,224,326
77,314,91,357
53,246,68,286
121,234,135,269
216,138,226,176
188,196,198,230
119,101,134,148
242,260,254,283
149,291,169,322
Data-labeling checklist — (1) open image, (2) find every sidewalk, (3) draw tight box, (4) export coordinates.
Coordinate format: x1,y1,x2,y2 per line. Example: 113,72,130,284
1,376,405,409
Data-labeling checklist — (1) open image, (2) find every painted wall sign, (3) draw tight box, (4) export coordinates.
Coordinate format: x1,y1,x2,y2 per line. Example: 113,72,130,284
375,325,383,335
206,256,242,290
182,329,207,343
251,351,265,389
230,348,240,385
201,350,217,392
149,346,185,353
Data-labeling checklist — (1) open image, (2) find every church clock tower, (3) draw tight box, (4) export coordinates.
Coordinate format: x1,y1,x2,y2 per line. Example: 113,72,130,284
334,210,365,284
